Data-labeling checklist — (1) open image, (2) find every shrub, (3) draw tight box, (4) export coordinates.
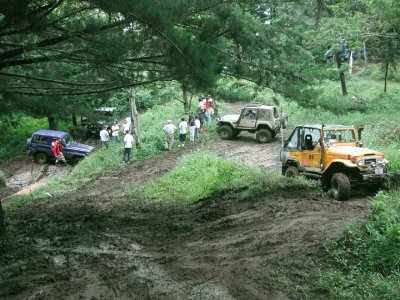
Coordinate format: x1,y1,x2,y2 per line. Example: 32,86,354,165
314,189,400,299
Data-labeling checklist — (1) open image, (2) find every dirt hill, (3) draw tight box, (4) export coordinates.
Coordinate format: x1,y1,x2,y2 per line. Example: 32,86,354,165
0,105,370,299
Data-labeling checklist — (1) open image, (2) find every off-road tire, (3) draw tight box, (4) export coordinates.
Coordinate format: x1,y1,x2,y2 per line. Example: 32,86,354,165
285,166,299,177
330,173,350,201
219,125,234,140
35,152,48,164
232,130,240,138
256,129,272,143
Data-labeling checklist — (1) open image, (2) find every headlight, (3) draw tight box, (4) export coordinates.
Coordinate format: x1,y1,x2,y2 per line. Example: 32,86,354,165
357,159,365,166
377,157,389,165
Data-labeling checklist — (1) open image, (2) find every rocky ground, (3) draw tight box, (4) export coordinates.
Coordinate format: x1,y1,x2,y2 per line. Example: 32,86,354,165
0,104,370,300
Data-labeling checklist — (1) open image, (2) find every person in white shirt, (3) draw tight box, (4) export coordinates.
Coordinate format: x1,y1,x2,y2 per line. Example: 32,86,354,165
163,120,177,151
122,118,131,134
194,116,201,139
122,130,134,163
178,117,188,148
99,126,110,149
111,122,120,142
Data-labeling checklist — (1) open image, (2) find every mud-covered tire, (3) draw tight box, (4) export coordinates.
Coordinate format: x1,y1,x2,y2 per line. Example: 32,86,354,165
256,129,272,143
35,152,48,164
232,130,240,138
280,113,288,129
331,173,350,201
285,166,299,177
219,125,233,139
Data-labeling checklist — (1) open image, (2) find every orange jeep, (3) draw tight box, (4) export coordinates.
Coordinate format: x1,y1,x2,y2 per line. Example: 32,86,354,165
280,124,390,200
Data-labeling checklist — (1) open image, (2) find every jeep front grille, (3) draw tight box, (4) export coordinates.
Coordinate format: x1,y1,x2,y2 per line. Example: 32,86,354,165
364,158,376,165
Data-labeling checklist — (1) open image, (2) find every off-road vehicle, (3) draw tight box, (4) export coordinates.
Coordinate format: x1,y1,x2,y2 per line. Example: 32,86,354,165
27,129,94,164
82,107,117,137
281,124,390,200
217,103,288,143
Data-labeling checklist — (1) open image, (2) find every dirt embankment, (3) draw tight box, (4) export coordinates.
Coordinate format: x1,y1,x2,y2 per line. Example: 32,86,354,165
0,104,370,300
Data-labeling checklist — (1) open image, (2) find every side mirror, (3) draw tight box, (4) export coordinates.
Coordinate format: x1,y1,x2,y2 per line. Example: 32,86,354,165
357,140,363,147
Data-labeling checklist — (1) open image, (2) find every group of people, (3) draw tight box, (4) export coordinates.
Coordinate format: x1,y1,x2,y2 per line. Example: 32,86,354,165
99,117,135,163
163,95,218,151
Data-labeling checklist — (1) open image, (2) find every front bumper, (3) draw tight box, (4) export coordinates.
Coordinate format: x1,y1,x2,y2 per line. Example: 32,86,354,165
361,173,389,182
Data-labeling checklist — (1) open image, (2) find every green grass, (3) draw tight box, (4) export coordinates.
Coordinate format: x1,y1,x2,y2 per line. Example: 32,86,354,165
124,151,311,203
306,190,400,300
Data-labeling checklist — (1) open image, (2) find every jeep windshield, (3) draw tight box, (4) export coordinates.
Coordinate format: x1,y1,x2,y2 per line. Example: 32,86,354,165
324,129,355,143
63,134,75,146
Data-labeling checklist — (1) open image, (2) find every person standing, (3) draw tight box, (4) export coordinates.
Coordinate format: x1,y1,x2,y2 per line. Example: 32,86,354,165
188,114,196,142
111,122,120,142
122,130,134,163
204,107,213,126
122,118,131,134
178,117,188,148
194,116,201,139
163,120,177,151
99,126,109,149
52,138,66,165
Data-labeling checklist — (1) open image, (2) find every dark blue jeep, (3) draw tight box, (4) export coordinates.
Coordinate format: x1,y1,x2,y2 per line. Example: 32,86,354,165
27,129,94,164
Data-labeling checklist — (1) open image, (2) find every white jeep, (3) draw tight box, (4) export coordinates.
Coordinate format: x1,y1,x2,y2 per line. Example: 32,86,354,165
218,103,288,143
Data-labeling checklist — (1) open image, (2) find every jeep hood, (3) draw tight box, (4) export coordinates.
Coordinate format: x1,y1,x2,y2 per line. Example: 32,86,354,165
328,145,383,157
220,114,240,123
68,142,94,154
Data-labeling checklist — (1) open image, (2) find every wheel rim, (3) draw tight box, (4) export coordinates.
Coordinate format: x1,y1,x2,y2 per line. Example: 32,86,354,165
36,153,47,163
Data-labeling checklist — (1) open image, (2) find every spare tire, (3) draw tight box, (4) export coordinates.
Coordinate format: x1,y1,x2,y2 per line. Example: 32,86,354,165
280,113,288,129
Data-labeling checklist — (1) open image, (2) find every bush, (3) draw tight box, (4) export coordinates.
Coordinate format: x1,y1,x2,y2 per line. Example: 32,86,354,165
313,190,400,299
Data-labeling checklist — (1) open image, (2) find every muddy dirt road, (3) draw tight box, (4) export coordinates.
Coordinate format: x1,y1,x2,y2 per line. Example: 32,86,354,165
0,105,370,300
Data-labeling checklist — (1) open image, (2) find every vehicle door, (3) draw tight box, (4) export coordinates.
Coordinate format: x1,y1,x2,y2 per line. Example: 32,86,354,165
281,126,301,166
61,134,75,160
299,127,322,173
237,108,257,128
31,134,51,155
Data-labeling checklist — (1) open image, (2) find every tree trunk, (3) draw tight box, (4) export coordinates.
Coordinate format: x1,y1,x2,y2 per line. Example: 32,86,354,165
384,60,389,93
128,88,141,147
0,200,5,237
335,52,347,96
181,83,191,113
72,113,77,126
314,0,324,28
47,115,57,129
349,51,354,76
363,42,368,66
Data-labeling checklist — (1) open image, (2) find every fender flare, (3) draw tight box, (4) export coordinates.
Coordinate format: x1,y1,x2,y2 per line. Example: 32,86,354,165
322,160,359,184
324,159,358,172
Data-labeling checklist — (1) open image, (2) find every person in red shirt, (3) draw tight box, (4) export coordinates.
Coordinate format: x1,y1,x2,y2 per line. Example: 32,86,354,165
52,138,66,164
205,96,211,110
